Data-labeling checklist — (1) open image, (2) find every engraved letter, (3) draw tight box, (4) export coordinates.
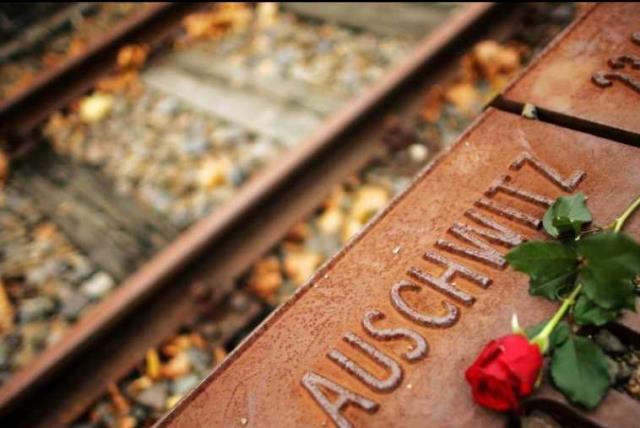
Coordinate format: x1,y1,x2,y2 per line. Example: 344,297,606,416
510,152,585,192
436,221,508,269
328,332,403,392
465,208,524,247
302,371,378,428
390,280,459,328
486,175,554,208
408,248,494,306
434,206,525,270
592,71,640,95
475,197,541,231
362,309,428,362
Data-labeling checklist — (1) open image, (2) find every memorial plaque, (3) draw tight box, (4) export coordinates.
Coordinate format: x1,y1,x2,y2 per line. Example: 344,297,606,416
159,109,640,427
502,3,640,139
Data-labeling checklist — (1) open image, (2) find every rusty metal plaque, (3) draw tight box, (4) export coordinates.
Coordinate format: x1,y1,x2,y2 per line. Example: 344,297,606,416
502,3,640,139
158,109,640,428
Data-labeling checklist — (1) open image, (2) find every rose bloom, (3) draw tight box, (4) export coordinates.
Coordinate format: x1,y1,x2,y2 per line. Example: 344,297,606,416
465,334,543,412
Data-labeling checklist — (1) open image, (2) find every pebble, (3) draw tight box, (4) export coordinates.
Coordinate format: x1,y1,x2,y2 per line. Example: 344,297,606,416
408,144,429,163
171,374,201,396
594,329,627,354
135,382,168,411
283,247,322,286
80,272,116,300
26,258,65,285
613,359,633,384
60,292,90,321
165,395,182,411
44,90,268,229
79,93,115,124
187,347,212,374
316,208,344,235
350,185,389,224
18,297,56,322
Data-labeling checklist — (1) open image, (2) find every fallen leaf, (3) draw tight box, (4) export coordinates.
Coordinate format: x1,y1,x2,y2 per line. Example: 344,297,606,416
420,85,445,123
445,82,480,115
117,44,150,70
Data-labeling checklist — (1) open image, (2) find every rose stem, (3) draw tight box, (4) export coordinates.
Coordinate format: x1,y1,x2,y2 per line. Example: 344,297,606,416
532,284,582,353
611,194,640,233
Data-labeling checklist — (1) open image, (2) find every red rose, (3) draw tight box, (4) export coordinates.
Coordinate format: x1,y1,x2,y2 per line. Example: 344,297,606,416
465,334,543,412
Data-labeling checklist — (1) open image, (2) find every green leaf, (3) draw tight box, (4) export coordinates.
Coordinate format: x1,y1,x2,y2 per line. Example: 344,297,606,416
507,241,579,300
543,193,592,238
577,232,640,310
550,333,610,409
573,294,620,326
525,320,570,352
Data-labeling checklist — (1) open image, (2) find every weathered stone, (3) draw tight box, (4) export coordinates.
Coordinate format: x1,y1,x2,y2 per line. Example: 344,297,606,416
80,272,115,300
594,330,627,355
18,297,56,322
135,383,168,411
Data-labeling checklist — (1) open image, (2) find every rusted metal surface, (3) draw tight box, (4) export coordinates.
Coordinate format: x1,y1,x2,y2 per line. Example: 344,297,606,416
0,2,205,148
157,109,640,428
496,3,640,145
0,4,512,426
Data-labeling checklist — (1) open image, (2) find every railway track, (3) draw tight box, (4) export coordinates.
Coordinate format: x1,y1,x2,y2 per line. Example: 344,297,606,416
0,3,579,427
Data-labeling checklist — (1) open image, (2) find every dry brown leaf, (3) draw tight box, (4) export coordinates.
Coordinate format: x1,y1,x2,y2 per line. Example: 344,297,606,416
284,221,310,243
189,333,208,350
182,3,252,43
68,37,88,58
445,82,480,115
283,249,322,286
458,53,478,84
117,44,150,71
160,352,192,379
96,70,142,94
248,256,283,302
117,416,137,428
350,185,389,224
33,222,57,241
472,40,521,81
420,85,445,123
